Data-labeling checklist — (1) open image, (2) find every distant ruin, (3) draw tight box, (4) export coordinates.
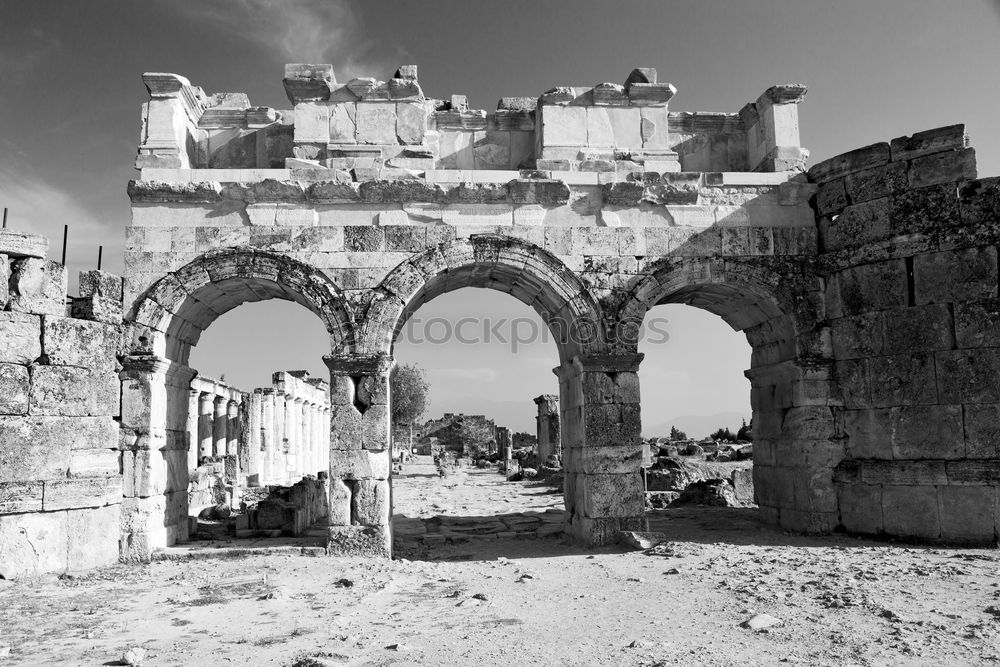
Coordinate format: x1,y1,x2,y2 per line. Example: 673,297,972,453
1,60,998,576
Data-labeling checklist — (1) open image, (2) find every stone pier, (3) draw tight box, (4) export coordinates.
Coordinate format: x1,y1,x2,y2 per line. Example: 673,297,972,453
534,394,561,464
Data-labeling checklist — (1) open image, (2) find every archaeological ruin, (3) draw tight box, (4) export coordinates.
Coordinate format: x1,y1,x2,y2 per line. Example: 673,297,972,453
2,61,1000,577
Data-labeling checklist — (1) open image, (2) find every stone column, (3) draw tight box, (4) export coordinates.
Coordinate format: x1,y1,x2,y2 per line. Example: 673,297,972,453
284,393,297,482
321,405,331,474
212,394,227,458
260,389,274,484
557,352,647,546
274,392,287,484
534,394,560,463
185,389,199,471
197,391,213,462
226,398,239,457
247,390,263,484
324,353,394,557
301,400,313,476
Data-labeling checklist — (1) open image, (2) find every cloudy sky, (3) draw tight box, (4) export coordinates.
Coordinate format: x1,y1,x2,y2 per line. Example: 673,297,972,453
3,1,999,435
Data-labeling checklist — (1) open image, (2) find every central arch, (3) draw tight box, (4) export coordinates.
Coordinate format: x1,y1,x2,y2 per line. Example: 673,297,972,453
120,248,353,560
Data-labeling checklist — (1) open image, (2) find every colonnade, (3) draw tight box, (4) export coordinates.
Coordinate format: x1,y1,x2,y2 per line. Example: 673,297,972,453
185,371,330,486
187,376,245,472
248,371,330,485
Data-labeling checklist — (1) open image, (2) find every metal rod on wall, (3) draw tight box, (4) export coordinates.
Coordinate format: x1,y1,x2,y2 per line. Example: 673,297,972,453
97,245,103,271
2,207,7,229
61,225,68,265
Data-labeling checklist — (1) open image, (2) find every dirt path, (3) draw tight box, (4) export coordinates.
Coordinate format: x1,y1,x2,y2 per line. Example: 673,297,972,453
2,463,999,665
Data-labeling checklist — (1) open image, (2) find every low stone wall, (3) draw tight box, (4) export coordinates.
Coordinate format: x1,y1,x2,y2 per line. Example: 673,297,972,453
0,230,125,577
809,125,1000,543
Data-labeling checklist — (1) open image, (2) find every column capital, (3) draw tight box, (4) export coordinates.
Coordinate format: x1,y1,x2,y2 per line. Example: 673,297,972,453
213,394,227,405
323,352,395,376
553,352,644,378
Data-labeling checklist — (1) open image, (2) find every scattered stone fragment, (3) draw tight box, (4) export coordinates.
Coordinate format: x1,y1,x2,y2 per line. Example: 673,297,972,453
741,613,782,632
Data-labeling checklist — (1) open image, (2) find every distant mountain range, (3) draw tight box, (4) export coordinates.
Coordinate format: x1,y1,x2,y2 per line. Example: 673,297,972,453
644,411,750,440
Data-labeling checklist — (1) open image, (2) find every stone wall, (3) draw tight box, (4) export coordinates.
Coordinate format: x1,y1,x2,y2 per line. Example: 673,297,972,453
810,125,1000,543
0,230,124,577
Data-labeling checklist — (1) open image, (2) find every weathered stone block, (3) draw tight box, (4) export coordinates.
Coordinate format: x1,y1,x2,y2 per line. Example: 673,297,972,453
569,515,647,547
830,312,884,360
882,485,940,539
892,405,964,459
79,270,124,301
327,524,391,557
66,504,121,571
836,482,882,535
351,479,389,526
0,363,30,415
822,197,890,251
963,403,1000,458
69,447,120,478
913,247,997,305
889,182,961,235
0,312,42,364
44,476,121,510
0,253,8,309
396,102,427,145
70,295,123,325
936,348,1000,404
0,480,44,513
578,472,644,518
828,260,907,318
0,512,67,578
355,103,397,144
9,258,67,317
328,478,351,525
908,148,976,189
541,106,587,146
882,304,954,354
42,316,120,372
937,486,996,543
808,143,889,184
890,124,968,162
869,353,937,407
814,178,847,216
958,177,1000,226
0,230,48,259
329,449,389,480
564,445,643,474
29,366,120,417
844,160,908,204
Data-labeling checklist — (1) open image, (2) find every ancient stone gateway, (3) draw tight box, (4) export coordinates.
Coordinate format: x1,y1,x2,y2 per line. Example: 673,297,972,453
33,60,989,567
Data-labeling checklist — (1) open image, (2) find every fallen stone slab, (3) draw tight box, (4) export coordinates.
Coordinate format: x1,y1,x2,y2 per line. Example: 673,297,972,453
619,530,669,550
741,613,782,632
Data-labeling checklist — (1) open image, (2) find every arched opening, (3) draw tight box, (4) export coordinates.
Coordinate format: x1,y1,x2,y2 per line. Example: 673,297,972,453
639,303,754,517
364,235,602,553
622,257,838,534
119,249,352,559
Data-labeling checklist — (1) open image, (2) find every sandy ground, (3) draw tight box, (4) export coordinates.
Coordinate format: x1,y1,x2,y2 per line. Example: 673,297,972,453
2,458,1000,666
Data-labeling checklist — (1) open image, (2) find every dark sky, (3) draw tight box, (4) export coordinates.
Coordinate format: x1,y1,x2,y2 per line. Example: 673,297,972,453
3,1,999,433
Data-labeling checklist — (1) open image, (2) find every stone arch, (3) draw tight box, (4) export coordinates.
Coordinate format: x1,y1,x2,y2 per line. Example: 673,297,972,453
127,247,355,364
119,248,353,561
358,234,604,363
615,255,839,533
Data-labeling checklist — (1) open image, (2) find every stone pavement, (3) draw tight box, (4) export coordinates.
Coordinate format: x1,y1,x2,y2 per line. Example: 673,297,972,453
392,456,566,547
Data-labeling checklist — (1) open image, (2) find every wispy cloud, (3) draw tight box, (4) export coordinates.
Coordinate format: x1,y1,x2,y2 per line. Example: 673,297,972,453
0,166,123,282
0,26,61,82
169,0,397,80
